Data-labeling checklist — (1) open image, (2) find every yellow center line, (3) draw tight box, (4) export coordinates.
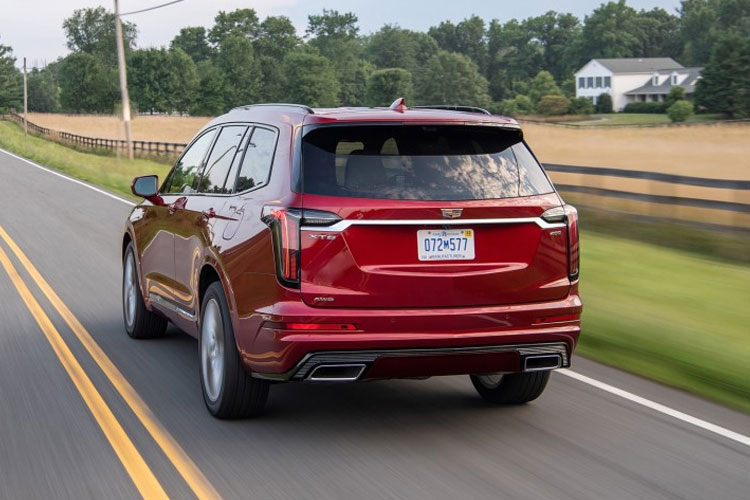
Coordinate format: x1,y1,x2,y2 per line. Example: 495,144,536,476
0,241,169,500
0,225,221,500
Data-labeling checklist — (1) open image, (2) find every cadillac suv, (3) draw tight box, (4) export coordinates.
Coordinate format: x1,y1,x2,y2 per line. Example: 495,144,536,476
122,100,581,418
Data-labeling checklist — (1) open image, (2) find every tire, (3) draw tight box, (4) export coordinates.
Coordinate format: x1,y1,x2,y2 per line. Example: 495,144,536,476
199,281,269,419
123,242,167,339
470,371,551,405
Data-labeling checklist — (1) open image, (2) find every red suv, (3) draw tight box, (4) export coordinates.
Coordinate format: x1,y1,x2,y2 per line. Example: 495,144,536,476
123,101,581,418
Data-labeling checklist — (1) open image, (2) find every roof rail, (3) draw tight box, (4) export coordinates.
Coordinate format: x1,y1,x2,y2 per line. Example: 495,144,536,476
231,103,315,114
412,105,492,116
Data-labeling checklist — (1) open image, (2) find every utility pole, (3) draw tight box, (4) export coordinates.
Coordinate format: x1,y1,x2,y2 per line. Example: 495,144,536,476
23,57,27,136
114,0,133,160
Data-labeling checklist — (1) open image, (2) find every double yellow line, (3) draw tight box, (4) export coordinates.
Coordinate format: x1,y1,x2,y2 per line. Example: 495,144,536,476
0,224,221,500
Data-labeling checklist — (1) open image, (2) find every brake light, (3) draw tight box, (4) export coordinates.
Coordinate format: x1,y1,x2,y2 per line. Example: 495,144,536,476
262,207,302,287
541,205,579,280
565,205,579,280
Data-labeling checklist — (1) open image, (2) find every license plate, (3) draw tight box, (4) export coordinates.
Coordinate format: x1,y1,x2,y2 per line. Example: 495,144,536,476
417,229,475,261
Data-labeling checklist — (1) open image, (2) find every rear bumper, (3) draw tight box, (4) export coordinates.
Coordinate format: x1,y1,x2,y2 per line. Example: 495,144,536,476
238,292,582,380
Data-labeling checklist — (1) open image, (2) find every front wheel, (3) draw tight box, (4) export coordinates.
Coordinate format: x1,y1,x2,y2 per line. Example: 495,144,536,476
470,371,551,405
123,242,167,339
200,281,269,419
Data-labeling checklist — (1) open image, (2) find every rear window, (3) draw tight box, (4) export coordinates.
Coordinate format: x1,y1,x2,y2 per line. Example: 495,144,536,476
301,125,553,201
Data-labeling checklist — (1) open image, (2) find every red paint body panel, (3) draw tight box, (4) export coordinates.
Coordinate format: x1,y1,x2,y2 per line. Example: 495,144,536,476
124,105,582,382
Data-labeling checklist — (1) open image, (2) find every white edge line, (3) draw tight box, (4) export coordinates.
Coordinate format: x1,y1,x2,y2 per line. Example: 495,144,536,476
3,147,748,450
0,147,135,207
559,369,750,448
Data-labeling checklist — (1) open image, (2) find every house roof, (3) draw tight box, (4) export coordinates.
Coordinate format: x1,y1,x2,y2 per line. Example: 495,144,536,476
625,67,703,95
594,57,684,73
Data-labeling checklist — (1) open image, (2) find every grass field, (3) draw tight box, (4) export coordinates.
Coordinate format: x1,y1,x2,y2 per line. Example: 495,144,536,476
0,119,748,412
559,113,725,127
580,232,750,413
0,121,169,199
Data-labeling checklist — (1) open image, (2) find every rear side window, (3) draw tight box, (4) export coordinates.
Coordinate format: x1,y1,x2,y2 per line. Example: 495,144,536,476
198,125,248,193
301,125,553,201
163,129,217,194
235,127,276,193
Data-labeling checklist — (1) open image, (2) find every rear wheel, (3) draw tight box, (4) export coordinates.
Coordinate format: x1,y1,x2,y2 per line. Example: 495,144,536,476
470,371,551,405
123,242,167,339
200,281,269,419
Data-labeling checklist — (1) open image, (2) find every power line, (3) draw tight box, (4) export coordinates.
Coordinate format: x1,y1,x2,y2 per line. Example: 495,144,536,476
120,0,184,17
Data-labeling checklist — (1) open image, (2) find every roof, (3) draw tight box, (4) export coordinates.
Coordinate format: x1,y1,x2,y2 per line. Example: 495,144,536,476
625,67,703,95
592,57,684,73
208,104,519,129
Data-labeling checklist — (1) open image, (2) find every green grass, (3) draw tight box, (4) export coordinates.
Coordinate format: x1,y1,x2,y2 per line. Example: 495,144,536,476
0,121,169,200
580,232,750,412
564,113,724,127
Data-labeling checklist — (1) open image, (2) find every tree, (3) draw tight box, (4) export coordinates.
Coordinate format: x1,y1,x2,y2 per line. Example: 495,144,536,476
524,11,583,83
665,86,686,108
568,96,595,115
0,40,22,112
128,48,168,112
680,0,750,66
429,16,488,73
367,68,413,106
667,100,694,122
486,19,544,100
191,60,225,116
580,0,642,59
280,50,339,107
365,26,438,74
166,48,199,112
537,94,571,115
171,27,213,62
338,58,373,106
209,9,259,46
58,52,118,113
596,93,613,113
63,7,137,63
491,95,534,117
694,34,750,117
306,10,360,60
255,16,300,60
416,51,490,107
528,70,562,105
27,67,60,113
215,35,262,107
635,8,682,58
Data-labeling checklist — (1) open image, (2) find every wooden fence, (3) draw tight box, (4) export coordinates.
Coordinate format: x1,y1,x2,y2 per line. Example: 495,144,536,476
2,112,186,156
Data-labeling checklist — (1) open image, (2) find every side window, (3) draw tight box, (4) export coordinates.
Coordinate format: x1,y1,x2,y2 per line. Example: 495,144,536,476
235,127,276,193
163,129,217,194
198,125,248,194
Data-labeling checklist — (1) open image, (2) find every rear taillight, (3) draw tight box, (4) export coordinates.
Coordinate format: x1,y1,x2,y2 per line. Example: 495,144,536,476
542,205,579,280
261,207,342,288
564,205,579,280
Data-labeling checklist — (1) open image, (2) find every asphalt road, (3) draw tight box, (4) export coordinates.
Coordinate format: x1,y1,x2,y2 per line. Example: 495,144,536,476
0,148,748,500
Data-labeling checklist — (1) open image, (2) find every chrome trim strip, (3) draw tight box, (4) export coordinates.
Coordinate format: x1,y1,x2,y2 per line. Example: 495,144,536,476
252,342,569,381
150,293,196,321
301,217,564,232
523,354,562,372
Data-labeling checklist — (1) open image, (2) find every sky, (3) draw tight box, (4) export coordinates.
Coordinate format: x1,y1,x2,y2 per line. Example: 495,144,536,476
0,0,682,68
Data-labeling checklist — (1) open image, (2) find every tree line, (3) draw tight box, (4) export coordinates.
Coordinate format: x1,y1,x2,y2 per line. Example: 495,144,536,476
0,0,748,118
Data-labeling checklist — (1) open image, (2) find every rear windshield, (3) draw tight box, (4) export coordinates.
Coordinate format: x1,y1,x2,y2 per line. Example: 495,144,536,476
300,125,554,201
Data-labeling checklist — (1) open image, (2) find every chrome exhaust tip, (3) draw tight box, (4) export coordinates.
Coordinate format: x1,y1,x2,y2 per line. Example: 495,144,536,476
523,354,562,372
306,364,367,382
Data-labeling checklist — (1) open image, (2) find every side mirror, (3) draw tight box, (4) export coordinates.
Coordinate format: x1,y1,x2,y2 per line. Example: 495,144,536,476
131,175,164,206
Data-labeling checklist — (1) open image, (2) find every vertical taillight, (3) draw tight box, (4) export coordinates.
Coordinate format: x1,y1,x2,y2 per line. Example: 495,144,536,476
541,204,579,281
261,207,302,287
564,205,579,280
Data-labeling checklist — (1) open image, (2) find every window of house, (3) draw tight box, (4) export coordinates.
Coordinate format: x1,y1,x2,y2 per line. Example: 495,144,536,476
198,125,248,194
671,74,678,85
604,76,611,88
578,77,585,89
234,127,277,193
595,76,602,88
652,73,659,86
587,77,594,88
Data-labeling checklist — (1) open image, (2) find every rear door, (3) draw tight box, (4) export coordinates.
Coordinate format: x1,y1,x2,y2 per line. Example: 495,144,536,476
299,124,570,309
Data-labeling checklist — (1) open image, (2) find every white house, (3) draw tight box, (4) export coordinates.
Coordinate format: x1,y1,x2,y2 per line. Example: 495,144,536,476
574,58,702,111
